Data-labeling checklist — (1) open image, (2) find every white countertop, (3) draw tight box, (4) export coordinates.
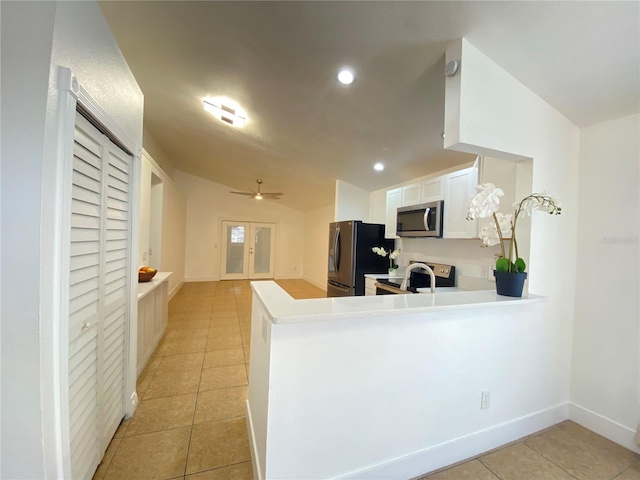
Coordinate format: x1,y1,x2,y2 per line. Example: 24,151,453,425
251,281,546,325
137,271,172,301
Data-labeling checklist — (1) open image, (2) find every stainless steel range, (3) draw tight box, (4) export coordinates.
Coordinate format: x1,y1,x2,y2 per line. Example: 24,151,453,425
375,262,455,295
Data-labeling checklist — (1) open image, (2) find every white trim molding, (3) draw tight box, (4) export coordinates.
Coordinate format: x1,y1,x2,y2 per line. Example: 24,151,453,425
340,403,569,479
569,402,640,453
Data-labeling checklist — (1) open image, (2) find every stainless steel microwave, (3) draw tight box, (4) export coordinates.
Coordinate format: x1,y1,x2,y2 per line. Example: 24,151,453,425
396,201,443,237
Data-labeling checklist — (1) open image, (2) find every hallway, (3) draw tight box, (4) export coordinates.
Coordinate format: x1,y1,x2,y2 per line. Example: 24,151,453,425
93,280,639,480
93,279,324,479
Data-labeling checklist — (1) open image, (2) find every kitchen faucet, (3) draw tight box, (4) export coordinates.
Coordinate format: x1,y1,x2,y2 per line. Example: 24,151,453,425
400,263,436,293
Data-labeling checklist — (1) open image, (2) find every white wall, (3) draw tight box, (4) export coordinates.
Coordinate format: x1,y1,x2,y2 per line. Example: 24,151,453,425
1,2,144,477
139,150,187,297
174,170,305,281
442,39,580,420
335,179,370,222
142,126,176,179
251,289,558,479
303,204,334,290
570,113,640,451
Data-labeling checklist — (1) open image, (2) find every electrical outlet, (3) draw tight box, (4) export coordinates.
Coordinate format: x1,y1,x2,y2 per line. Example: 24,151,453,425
480,266,490,279
481,390,491,410
142,251,148,261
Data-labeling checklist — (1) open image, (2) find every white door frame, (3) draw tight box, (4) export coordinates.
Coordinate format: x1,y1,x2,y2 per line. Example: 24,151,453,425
220,221,277,280
44,67,142,478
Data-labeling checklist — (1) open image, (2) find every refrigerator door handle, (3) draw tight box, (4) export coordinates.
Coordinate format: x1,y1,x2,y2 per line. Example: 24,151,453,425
335,227,341,272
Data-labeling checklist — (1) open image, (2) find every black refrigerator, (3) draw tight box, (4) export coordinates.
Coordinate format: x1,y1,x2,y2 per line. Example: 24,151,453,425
326,221,394,297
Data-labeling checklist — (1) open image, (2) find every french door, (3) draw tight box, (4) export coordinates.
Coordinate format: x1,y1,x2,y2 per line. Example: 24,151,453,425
220,221,276,280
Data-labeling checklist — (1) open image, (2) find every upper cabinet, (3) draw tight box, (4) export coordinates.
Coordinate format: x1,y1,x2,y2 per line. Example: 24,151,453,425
442,160,479,238
401,183,421,206
383,157,483,240
420,177,445,203
384,188,402,238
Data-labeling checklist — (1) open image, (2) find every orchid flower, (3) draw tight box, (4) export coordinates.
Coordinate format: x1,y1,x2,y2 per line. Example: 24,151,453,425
466,183,505,220
372,247,401,269
467,184,561,273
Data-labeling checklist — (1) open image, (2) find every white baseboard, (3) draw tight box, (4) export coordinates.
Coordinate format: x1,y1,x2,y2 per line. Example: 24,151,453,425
274,273,303,280
168,279,184,300
302,276,327,290
340,402,569,480
185,276,219,282
569,402,640,453
246,400,263,480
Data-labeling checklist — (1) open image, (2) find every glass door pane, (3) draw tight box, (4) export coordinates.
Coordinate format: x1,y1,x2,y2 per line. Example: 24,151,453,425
221,221,250,279
249,223,276,279
226,225,245,274
253,226,272,273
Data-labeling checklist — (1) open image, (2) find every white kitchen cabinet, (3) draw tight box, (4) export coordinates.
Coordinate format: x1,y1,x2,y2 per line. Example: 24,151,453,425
137,273,171,375
401,183,421,206
365,277,377,296
421,177,445,203
443,162,479,239
385,188,402,238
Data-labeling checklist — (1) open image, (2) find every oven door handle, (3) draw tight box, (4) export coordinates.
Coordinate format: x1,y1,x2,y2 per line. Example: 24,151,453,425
423,207,431,232
375,282,412,295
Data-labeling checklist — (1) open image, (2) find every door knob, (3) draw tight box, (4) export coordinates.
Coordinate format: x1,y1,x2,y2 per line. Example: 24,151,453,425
82,322,91,332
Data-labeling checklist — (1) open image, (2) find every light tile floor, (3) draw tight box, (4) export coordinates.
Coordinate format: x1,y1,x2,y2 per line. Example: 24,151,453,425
94,279,639,480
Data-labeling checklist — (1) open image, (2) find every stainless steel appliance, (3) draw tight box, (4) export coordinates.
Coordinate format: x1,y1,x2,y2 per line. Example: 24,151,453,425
375,262,455,294
327,221,393,297
396,200,443,237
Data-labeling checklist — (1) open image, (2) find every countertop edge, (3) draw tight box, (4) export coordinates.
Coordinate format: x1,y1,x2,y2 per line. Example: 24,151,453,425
251,281,547,326
137,272,172,301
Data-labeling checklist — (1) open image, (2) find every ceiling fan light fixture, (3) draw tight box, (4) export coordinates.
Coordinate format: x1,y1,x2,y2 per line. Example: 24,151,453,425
203,97,247,127
230,180,283,201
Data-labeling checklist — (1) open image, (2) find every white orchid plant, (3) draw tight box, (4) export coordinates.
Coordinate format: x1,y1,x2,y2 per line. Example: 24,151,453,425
466,184,561,273
372,246,401,270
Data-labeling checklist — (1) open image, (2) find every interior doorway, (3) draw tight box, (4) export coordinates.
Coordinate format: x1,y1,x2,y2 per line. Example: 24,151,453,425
220,221,276,280
148,172,163,268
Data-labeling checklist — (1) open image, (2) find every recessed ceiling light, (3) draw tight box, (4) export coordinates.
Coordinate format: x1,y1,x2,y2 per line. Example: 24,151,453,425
374,163,385,171
337,68,355,85
203,97,247,127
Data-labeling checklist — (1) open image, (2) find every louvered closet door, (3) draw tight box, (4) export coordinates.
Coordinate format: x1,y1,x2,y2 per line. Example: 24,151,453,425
68,111,132,479
100,140,131,447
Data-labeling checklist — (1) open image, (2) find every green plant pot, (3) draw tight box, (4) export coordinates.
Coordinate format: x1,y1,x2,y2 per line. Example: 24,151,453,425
494,271,528,297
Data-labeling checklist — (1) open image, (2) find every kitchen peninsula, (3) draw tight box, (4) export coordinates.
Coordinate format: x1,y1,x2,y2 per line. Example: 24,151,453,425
247,281,549,480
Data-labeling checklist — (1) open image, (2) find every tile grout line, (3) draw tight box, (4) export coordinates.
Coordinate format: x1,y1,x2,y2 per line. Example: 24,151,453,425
518,443,581,480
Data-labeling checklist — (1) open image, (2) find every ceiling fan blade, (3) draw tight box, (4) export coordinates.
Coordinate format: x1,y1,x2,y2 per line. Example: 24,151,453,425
230,191,255,196
261,192,283,196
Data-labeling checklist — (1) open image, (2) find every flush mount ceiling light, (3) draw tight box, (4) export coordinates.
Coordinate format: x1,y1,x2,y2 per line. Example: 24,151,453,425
337,68,355,85
203,97,247,127
374,163,385,171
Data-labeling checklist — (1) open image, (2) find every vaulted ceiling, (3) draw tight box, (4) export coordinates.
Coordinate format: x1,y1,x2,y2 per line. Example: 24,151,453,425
100,1,639,211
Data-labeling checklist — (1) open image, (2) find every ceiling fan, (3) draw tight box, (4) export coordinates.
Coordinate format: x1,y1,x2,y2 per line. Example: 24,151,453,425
230,179,283,200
